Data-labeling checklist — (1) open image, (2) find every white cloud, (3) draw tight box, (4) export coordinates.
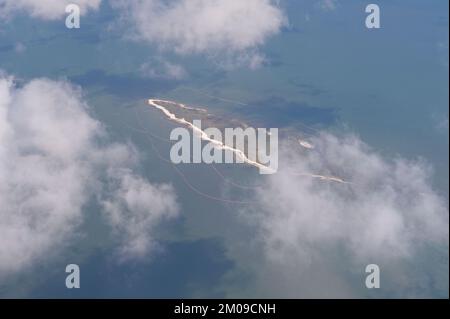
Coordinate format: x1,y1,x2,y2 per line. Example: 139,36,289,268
1,0,285,68
0,74,178,276
228,132,449,297
14,42,26,54
216,51,268,70
432,113,449,135
102,171,178,260
112,0,286,68
0,0,101,20
242,132,448,271
139,58,187,80
318,0,338,11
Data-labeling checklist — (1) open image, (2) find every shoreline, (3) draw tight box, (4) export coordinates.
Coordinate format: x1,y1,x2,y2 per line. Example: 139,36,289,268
147,98,350,184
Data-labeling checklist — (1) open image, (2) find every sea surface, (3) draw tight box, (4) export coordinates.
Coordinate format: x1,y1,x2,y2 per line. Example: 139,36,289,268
0,0,448,298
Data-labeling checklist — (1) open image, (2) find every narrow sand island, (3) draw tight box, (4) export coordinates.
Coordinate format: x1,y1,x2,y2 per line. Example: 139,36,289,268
148,98,349,184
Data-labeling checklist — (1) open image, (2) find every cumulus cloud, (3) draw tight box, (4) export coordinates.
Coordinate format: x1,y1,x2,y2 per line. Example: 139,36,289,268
102,171,178,260
1,0,285,68
139,57,187,80
111,0,286,68
14,42,26,54
0,0,101,20
318,0,338,11
0,74,178,276
432,113,449,135
238,132,448,295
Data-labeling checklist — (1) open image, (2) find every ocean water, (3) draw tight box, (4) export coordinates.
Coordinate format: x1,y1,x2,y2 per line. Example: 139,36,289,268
0,0,448,298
